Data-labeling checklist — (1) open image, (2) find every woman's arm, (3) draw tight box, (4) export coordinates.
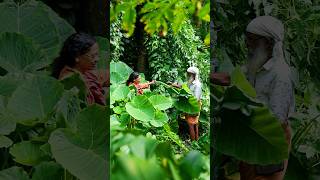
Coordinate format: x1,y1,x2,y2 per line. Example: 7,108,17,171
138,80,156,89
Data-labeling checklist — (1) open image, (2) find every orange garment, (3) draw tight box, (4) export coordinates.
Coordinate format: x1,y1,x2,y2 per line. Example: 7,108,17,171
185,115,199,125
59,66,106,105
129,82,150,95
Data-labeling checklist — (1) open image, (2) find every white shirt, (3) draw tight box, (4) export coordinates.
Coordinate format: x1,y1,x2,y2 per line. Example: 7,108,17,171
188,79,202,101
244,58,295,123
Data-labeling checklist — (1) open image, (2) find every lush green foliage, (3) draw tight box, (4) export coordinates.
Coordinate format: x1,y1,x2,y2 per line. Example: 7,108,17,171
110,0,210,44
110,0,211,178
213,0,320,179
0,1,108,180
213,67,289,165
110,61,209,179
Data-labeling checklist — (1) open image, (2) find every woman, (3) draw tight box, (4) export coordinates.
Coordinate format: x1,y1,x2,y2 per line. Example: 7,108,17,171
52,32,107,105
126,72,155,95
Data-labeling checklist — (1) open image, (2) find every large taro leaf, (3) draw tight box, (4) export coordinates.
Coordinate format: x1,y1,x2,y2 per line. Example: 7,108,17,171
0,166,29,180
0,73,28,97
112,153,166,180
125,95,155,122
128,136,159,159
9,141,50,166
31,161,63,180
60,73,87,102
0,0,75,60
110,84,130,102
38,1,75,48
216,107,289,165
7,75,64,125
0,135,12,148
231,66,256,98
110,61,133,84
0,32,48,73
0,113,16,135
150,111,169,127
222,86,263,109
49,105,108,180
112,136,166,180
148,95,173,110
179,151,206,180
174,95,200,114
55,88,81,130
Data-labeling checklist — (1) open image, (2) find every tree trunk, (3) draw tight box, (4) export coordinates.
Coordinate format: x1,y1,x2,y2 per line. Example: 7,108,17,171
44,0,108,37
78,0,108,37
134,5,147,74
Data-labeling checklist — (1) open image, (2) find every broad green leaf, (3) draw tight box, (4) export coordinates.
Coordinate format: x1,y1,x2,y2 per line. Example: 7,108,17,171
0,135,12,148
0,73,27,97
216,107,289,165
40,1,75,51
223,86,262,107
128,136,158,159
0,166,29,180
7,75,64,124
231,66,256,98
174,95,200,114
150,111,169,127
0,113,16,135
76,105,108,158
60,73,87,101
113,106,124,114
179,151,206,179
149,95,173,110
0,0,75,60
125,96,155,122
0,32,48,73
31,162,63,180
9,141,49,166
49,129,108,180
55,88,81,130
110,61,133,84
112,153,166,180
163,124,188,151
111,84,130,102
49,105,108,180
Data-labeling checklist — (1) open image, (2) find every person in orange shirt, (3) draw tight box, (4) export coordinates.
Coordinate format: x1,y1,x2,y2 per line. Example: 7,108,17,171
126,72,155,95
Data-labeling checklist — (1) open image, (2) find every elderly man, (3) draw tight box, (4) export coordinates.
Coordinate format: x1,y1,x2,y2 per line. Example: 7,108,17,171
172,66,202,141
239,16,295,180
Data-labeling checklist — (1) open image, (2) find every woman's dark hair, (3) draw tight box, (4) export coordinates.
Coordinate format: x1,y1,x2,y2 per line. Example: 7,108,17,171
51,32,96,78
126,72,140,86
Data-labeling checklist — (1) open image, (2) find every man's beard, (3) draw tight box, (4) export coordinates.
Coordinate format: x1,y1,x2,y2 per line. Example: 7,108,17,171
188,76,195,83
247,46,269,85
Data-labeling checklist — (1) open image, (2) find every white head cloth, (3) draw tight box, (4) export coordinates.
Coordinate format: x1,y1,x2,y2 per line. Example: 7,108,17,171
187,66,200,81
246,16,290,73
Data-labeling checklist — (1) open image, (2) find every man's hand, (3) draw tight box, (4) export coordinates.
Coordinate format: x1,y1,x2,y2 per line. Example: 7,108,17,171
170,82,182,88
211,72,231,86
